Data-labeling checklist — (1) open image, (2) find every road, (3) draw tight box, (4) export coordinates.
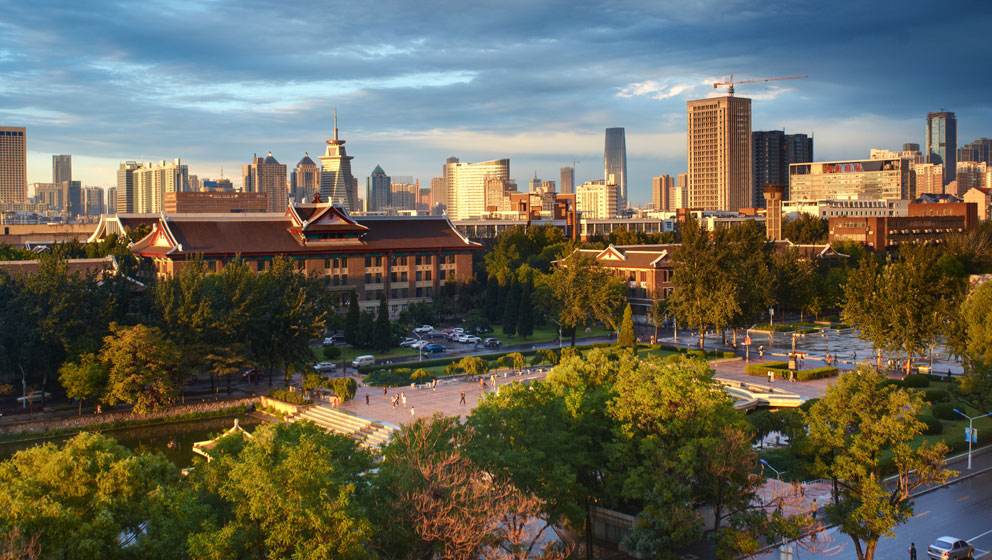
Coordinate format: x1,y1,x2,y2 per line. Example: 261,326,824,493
757,465,992,559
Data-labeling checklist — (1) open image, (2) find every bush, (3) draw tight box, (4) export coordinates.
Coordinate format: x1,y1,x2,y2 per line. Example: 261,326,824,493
795,366,838,381
268,388,307,404
924,389,950,403
410,368,433,382
365,368,413,386
918,414,944,435
903,374,931,388
931,402,958,421
799,398,819,412
880,379,904,388
322,346,341,361
745,362,789,376
743,361,836,380
329,377,358,402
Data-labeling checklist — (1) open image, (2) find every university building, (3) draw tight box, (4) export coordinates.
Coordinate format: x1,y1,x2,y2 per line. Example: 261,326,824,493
128,201,480,316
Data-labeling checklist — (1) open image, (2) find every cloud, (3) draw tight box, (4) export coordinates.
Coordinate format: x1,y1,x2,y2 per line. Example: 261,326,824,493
617,80,696,100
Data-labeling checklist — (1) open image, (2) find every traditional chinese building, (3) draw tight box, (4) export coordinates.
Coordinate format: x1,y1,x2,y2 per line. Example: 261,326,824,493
129,202,480,315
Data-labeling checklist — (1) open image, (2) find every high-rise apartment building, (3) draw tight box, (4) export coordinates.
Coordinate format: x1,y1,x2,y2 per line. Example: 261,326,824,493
33,183,63,210
289,153,318,203
52,154,71,186
82,186,105,216
0,126,27,204
390,181,418,211
902,143,923,163
576,180,618,219
959,138,992,166
243,152,287,213
134,159,190,214
560,166,575,194
67,180,82,217
367,165,391,211
675,172,688,209
957,161,988,194
444,158,510,220
106,186,117,214
912,163,944,196
604,128,628,209
751,130,812,207
926,111,957,186
116,161,140,213
430,176,446,214
319,113,358,210
687,96,752,211
652,174,674,211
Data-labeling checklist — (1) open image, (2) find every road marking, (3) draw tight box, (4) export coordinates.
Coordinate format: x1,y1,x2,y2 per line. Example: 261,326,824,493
969,529,992,543
912,509,931,519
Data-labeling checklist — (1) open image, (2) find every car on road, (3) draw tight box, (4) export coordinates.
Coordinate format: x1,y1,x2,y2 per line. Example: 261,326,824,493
447,332,463,342
483,337,501,348
414,325,434,334
451,327,465,334
411,340,429,349
460,335,481,344
423,343,446,354
399,338,419,347
351,355,375,368
928,537,974,559
313,361,336,373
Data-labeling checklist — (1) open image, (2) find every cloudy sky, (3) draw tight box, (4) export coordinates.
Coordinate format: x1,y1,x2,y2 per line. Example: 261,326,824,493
2,0,990,204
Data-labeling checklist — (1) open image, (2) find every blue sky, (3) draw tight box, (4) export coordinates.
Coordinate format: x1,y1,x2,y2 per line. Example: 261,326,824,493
1,0,990,205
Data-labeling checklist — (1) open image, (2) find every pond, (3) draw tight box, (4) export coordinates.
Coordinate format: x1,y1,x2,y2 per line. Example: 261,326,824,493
0,414,265,467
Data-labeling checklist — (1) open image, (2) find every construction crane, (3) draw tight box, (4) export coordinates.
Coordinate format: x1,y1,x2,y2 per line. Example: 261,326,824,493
713,74,807,96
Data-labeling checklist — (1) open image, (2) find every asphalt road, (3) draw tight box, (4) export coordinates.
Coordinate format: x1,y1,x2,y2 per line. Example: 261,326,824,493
759,467,992,559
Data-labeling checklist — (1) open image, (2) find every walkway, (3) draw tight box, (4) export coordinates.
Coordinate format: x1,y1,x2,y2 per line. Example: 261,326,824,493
710,358,836,401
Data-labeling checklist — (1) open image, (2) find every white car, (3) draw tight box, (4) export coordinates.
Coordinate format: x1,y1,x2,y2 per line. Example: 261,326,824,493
322,337,335,345
411,340,429,349
313,362,336,373
461,335,481,344
451,327,465,334
413,325,434,334
351,355,375,368
399,338,418,347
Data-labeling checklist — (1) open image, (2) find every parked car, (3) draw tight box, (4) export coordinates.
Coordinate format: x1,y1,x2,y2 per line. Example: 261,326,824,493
399,338,419,347
414,325,434,334
483,337,502,348
462,335,481,344
322,334,344,345
15,391,52,406
313,361,336,373
447,332,463,342
928,537,974,560
351,355,375,368
423,343,446,354
411,340,429,349
451,327,465,334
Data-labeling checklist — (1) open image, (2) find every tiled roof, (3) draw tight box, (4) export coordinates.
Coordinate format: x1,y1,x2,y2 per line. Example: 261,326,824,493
0,257,114,278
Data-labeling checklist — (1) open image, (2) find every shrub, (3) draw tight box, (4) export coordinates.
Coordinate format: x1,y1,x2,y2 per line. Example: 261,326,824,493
931,402,958,421
880,379,904,389
918,414,944,435
446,356,487,376
903,374,931,388
268,388,307,405
924,389,949,403
365,368,413,386
410,368,433,382
329,377,358,402
745,362,789,376
799,398,819,412
795,366,838,381
322,346,341,361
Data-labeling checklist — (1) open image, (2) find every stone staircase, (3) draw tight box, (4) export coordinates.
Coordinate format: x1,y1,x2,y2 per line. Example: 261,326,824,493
288,404,396,449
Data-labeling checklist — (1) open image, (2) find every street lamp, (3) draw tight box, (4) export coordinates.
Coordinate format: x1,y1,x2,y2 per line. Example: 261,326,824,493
759,458,786,481
953,408,992,469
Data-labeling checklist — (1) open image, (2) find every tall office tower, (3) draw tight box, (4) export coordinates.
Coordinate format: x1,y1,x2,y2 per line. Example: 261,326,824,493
135,159,190,214
242,152,287,212
291,153,319,203
785,133,813,167
116,161,140,213
560,166,575,194
52,154,72,186
66,180,82,217
528,174,542,193
752,131,812,206
106,186,117,214
318,112,357,210
687,96,752,211
604,127,628,209
652,174,674,210
390,181,418,211
675,172,688,209
367,165,391,211
763,185,784,241
82,186,105,216
959,138,992,165
576,180,619,219
926,111,957,186
0,126,27,203
430,176,446,214
912,163,944,196
417,186,431,212
445,158,510,220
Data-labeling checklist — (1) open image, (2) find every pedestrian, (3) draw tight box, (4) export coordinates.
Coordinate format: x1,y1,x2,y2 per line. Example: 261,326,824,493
401,393,407,407
459,392,466,405
908,543,917,560
479,378,485,389
410,407,416,417
383,386,388,395
767,370,774,383
365,394,370,406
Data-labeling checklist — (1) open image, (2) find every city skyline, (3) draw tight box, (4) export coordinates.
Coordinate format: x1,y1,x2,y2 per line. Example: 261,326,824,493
1,1,990,204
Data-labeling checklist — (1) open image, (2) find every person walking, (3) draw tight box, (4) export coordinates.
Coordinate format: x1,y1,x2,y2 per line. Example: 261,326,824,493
365,394,370,406
383,386,388,396
410,406,416,417
400,392,407,407
459,392,466,405
909,542,917,560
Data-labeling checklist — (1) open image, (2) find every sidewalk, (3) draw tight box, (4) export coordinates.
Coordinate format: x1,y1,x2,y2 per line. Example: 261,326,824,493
710,358,835,401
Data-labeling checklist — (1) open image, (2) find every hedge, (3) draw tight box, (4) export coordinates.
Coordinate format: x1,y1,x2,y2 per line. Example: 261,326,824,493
903,374,931,388
745,361,789,376
268,388,307,404
795,366,839,381
924,389,950,403
918,414,944,435
744,361,837,381
931,402,959,421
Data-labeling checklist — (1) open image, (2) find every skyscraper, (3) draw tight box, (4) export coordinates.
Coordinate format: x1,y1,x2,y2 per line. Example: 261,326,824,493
959,138,992,166
67,180,82,217
106,186,118,214
242,152,287,212
430,176,446,214
116,161,140,213
687,96,752,211
52,154,72,186
366,165,391,211
292,153,319,203
82,186,105,216
0,126,27,204
675,172,688,209
560,166,575,194
752,131,812,205
604,128,627,209
134,159,190,214
445,158,510,220
652,174,674,211
319,112,358,210
926,111,957,186
576,180,618,219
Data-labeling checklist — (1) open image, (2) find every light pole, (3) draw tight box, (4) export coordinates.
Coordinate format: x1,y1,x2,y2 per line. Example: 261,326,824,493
953,408,992,469
759,458,785,481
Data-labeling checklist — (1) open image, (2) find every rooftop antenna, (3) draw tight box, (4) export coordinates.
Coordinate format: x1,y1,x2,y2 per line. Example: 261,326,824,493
333,108,339,141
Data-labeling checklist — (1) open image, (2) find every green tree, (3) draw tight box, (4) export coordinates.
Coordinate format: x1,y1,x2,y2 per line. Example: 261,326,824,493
958,281,992,406
547,247,627,345
502,279,520,336
57,353,107,415
781,214,828,244
344,290,360,346
484,276,501,323
805,366,953,560
330,377,358,402
617,303,636,348
100,323,182,414
205,344,251,394
373,296,393,352
155,260,216,389
516,278,534,338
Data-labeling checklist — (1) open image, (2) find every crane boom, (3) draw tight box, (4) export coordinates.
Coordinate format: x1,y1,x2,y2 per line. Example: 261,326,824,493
713,74,807,96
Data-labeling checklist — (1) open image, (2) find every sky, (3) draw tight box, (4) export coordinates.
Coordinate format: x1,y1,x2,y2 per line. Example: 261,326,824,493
1,0,990,205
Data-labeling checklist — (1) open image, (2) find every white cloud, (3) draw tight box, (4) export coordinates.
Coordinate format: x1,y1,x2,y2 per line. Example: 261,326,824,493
617,80,697,100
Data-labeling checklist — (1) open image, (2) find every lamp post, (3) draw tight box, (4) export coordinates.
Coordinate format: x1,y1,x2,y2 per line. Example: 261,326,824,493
759,458,785,481
953,408,992,470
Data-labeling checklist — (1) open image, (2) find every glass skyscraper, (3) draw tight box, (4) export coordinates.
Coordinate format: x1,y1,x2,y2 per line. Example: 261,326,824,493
603,127,627,210
926,111,957,186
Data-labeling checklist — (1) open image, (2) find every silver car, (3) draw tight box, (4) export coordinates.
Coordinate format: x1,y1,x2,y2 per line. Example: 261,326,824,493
928,537,974,559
